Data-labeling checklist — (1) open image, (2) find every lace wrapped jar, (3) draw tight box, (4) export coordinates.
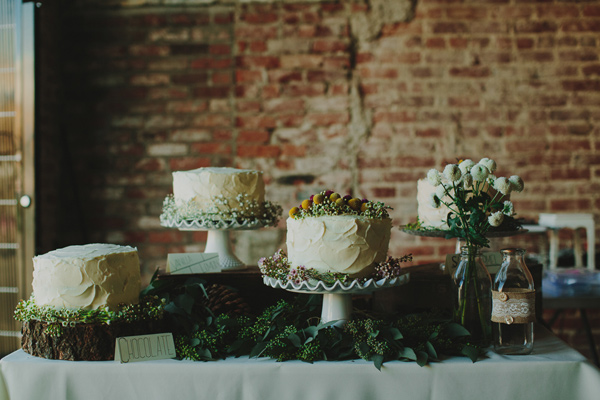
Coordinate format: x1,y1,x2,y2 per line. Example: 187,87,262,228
492,248,535,355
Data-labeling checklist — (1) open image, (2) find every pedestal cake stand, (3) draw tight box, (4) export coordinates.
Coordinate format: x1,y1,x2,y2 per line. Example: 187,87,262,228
263,274,410,326
161,218,272,270
400,227,528,252
400,227,528,238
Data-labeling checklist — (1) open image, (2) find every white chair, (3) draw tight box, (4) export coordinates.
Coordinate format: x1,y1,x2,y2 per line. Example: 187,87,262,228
538,213,596,271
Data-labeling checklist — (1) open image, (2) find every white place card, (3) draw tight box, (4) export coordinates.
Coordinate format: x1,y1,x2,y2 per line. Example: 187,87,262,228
445,251,503,276
166,252,221,274
114,332,176,363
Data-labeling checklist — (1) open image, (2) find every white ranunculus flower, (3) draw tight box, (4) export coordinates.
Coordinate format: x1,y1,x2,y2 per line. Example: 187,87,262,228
488,211,504,227
429,193,441,209
493,177,512,196
458,159,475,175
471,164,489,181
509,175,524,192
503,200,514,217
443,164,462,182
427,169,442,187
479,157,497,173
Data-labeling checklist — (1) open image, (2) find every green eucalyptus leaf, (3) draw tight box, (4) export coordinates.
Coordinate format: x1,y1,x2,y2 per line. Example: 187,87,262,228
262,327,272,341
461,345,479,362
416,351,428,367
425,341,437,359
174,293,194,315
445,322,471,338
398,347,417,361
269,309,284,322
304,325,319,338
198,348,212,360
389,327,403,341
250,342,268,358
288,333,302,347
372,354,384,371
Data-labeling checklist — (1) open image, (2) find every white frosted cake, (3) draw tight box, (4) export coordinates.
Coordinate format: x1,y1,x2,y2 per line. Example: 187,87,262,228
172,167,265,214
286,215,391,277
286,190,392,278
32,243,141,310
417,178,452,230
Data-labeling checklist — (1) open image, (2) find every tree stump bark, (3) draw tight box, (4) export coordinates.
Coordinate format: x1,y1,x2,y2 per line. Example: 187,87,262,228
21,319,168,361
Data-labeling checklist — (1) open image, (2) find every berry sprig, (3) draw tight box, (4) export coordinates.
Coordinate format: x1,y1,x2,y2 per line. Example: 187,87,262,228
288,190,391,220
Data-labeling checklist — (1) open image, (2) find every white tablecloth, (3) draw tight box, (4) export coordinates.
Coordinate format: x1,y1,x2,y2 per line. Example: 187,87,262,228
1,328,599,400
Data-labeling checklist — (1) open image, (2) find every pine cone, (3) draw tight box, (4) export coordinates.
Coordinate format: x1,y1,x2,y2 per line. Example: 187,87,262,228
205,284,251,317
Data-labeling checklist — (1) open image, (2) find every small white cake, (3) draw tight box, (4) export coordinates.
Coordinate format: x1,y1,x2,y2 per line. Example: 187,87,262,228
172,167,265,215
286,215,391,277
32,243,141,310
416,178,452,230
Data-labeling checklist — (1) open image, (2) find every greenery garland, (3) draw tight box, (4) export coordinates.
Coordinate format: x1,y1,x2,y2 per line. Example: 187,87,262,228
141,273,481,369
175,298,480,369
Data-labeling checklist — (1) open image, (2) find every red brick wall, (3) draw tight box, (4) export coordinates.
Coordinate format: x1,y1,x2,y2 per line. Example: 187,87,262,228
36,0,600,359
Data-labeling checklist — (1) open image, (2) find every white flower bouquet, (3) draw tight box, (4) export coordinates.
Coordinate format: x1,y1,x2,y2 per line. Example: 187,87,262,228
425,158,524,249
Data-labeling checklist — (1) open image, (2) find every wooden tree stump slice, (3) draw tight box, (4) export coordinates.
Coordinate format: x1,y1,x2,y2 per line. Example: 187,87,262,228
21,319,168,361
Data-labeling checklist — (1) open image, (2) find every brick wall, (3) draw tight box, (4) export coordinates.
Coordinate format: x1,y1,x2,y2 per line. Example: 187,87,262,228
36,0,600,359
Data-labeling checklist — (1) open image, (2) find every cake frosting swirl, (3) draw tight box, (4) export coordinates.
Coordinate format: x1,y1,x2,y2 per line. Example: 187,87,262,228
32,243,141,310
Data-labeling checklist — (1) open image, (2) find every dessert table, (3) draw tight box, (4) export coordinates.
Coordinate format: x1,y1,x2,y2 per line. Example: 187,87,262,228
1,327,599,400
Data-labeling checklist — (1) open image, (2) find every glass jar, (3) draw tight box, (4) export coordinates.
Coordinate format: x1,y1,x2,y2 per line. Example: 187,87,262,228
492,248,535,355
452,246,492,346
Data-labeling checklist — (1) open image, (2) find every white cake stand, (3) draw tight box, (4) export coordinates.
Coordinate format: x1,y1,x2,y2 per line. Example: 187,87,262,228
400,226,529,253
263,274,410,326
161,218,272,270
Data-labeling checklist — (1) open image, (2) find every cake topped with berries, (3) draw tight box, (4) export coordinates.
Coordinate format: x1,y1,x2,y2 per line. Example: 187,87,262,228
286,190,392,278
